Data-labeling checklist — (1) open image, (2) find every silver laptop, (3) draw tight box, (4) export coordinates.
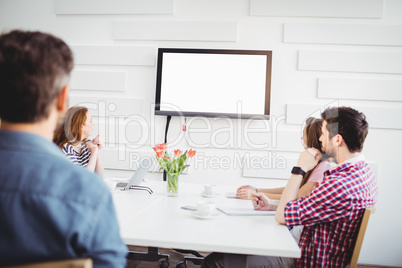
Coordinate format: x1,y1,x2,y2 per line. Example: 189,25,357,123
121,157,153,193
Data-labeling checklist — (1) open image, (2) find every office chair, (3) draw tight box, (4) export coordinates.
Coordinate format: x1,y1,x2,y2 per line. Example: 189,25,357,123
349,206,376,268
127,247,204,268
127,247,170,268
174,249,204,268
5,258,92,268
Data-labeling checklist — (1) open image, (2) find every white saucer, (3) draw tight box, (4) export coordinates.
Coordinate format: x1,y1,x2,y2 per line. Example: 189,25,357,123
201,192,220,198
191,211,220,219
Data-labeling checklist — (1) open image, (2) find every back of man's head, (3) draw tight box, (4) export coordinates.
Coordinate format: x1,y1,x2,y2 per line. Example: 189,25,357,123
321,106,369,153
0,30,73,123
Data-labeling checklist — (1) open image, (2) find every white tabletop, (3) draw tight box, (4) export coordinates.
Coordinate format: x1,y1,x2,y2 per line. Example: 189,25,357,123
112,180,301,258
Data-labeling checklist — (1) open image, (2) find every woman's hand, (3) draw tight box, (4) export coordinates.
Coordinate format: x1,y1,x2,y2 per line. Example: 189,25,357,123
236,185,256,199
237,185,255,191
236,188,255,199
91,134,104,149
86,141,99,154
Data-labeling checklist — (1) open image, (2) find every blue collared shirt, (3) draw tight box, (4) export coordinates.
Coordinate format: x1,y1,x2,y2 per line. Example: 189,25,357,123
0,130,127,267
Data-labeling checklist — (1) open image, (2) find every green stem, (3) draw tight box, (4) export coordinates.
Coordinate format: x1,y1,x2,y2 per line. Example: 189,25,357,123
167,173,179,194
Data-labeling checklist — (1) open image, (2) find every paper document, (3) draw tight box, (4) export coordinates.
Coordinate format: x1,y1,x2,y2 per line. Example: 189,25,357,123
218,206,275,216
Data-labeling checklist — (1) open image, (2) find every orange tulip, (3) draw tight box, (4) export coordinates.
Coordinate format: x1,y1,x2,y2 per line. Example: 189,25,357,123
155,150,164,158
153,143,194,176
153,143,167,158
187,149,196,158
174,149,183,157
161,143,167,151
153,143,167,152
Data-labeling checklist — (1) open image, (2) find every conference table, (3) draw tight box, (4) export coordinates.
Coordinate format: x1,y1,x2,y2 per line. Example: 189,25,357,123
111,180,301,263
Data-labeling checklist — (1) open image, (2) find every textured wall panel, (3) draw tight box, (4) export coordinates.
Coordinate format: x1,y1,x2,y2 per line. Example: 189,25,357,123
243,157,297,179
243,158,379,180
71,46,155,66
70,71,126,92
112,21,238,41
285,23,402,46
101,147,157,171
95,121,151,147
318,78,402,102
56,0,173,14
286,104,323,125
183,117,302,152
186,128,304,152
286,103,402,130
69,96,144,117
299,50,402,74
250,0,383,18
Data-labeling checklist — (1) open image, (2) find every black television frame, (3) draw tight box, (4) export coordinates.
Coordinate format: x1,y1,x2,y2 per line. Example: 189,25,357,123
154,48,272,120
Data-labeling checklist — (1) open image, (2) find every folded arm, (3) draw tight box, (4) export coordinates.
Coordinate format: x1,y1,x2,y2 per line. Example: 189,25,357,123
275,148,322,225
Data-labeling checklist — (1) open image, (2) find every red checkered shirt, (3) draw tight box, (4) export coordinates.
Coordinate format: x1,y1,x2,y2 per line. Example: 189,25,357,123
284,159,378,268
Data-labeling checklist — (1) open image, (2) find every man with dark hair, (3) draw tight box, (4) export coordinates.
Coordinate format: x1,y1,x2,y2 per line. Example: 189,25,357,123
202,106,378,268
0,30,127,267
320,106,369,153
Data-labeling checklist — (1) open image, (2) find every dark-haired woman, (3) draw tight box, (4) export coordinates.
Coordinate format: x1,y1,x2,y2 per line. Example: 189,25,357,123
236,117,332,200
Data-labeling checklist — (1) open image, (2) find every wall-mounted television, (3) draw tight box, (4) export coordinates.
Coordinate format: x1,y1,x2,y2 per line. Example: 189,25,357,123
155,48,272,120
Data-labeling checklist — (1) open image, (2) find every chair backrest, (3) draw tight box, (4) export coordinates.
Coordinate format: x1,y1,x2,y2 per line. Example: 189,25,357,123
6,258,92,268
349,206,376,268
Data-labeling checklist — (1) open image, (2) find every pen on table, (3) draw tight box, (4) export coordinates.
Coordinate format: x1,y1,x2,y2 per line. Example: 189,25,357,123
256,189,259,206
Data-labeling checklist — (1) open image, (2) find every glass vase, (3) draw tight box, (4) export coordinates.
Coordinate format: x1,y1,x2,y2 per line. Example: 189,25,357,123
166,172,179,197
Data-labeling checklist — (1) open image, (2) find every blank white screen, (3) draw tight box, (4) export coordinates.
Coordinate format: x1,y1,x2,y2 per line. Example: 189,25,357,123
159,53,267,115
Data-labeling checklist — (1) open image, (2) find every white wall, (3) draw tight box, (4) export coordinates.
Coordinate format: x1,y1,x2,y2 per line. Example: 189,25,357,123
1,0,401,266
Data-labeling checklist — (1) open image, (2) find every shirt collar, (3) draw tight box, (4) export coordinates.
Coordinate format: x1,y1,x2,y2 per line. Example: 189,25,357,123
331,154,365,170
0,130,65,159
341,154,365,165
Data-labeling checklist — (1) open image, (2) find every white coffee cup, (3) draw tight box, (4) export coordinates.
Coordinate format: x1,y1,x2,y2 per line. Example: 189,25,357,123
196,200,216,216
204,184,217,196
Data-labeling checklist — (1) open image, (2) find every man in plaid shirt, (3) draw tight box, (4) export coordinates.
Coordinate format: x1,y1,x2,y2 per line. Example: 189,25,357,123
202,106,378,267
276,106,378,267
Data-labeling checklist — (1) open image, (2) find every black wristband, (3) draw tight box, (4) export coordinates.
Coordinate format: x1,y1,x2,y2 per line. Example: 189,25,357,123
291,166,306,177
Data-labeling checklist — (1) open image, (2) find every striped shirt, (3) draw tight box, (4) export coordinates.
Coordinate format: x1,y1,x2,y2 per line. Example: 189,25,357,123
62,142,91,167
285,156,378,268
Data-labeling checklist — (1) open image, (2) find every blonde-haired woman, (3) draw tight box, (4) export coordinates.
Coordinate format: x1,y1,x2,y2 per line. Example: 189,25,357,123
53,106,104,176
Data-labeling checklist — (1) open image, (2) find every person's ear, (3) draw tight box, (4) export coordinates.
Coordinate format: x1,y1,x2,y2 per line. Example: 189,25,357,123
333,134,344,147
56,86,69,112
